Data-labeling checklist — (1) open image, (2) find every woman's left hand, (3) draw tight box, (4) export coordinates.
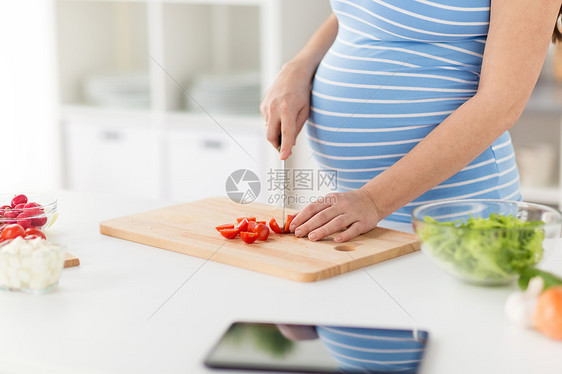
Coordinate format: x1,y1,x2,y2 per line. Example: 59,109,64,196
289,189,382,243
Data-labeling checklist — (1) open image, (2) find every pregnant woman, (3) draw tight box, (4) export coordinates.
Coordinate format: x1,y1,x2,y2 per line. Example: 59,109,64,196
261,0,562,242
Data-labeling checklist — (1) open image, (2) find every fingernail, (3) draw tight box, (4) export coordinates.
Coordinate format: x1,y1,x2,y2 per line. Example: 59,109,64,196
280,151,288,159
289,224,295,231
295,229,302,237
334,236,342,242
309,233,317,241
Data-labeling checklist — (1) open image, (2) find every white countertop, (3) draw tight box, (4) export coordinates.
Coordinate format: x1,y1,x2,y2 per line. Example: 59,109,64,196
1,190,561,374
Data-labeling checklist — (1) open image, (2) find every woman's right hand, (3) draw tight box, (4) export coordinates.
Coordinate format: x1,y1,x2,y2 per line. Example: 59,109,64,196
260,61,313,160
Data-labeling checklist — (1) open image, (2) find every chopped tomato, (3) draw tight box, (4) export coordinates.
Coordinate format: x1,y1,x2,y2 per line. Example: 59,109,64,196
256,224,269,241
236,217,256,223
219,228,240,239
247,220,258,232
256,220,266,225
269,218,283,234
24,228,46,240
237,218,250,232
240,231,258,244
216,224,235,232
284,214,296,234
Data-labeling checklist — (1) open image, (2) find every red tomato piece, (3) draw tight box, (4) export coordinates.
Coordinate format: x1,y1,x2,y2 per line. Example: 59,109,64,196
284,214,296,234
216,224,235,232
269,218,283,234
240,231,258,244
256,224,269,241
1,224,25,241
219,228,240,239
237,218,250,232
247,220,258,232
24,228,46,240
256,220,266,225
236,217,257,223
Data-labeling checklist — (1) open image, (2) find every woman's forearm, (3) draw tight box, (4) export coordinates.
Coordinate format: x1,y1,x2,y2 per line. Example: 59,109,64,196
285,14,338,78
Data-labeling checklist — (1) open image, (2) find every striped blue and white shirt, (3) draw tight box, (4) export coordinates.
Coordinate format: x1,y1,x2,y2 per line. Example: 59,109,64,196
317,325,428,373
307,0,521,222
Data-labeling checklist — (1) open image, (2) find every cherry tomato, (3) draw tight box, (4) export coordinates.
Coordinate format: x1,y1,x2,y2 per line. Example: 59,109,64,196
31,216,48,227
216,224,235,232
219,228,240,239
1,224,25,241
11,194,27,208
4,210,19,219
23,202,41,216
240,231,258,244
247,220,258,232
256,224,269,241
16,211,33,229
284,214,296,234
237,218,250,232
269,218,283,234
24,228,46,240
236,217,256,223
0,205,10,217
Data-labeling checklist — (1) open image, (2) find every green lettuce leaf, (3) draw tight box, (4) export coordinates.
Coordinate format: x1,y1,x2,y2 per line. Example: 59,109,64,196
417,213,545,282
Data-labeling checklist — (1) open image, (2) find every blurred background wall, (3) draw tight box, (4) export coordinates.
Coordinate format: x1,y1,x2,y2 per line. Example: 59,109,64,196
0,1,60,192
0,0,561,209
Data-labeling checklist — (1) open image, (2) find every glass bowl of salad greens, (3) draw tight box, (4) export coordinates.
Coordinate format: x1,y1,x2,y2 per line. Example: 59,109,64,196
412,200,562,286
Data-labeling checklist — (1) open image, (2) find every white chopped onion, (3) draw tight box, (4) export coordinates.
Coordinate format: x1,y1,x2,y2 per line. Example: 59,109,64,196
0,237,65,291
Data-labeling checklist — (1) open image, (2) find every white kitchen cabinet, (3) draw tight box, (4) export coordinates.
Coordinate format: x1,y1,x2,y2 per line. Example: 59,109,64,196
55,0,332,201
64,120,161,198
166,127,263,202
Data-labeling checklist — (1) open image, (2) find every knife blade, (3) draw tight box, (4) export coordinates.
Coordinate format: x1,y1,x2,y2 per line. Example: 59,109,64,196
278,134,286,230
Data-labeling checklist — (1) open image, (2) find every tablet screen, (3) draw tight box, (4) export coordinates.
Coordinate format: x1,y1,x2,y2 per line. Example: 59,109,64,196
204,322,429,373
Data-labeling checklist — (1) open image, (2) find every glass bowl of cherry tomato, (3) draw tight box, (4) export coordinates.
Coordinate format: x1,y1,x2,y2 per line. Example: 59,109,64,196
0,193,58,235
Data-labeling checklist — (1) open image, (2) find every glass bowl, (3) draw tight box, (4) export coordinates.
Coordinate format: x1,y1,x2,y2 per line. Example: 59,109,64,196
0,193,58,231
0,237,66,294
411,200,562,286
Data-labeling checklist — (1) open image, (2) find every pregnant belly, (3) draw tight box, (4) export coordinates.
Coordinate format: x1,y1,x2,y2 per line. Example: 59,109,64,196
308,53,477,168
307,47,521,221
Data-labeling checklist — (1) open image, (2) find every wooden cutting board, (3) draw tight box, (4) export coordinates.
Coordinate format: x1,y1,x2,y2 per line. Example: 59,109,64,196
99,197,420,282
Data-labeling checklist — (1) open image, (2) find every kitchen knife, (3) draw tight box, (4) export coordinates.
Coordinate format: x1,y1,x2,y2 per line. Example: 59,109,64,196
278,134,286,230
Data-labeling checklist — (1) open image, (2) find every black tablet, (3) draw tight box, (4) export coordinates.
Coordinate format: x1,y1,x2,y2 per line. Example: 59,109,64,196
204,321,429,373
